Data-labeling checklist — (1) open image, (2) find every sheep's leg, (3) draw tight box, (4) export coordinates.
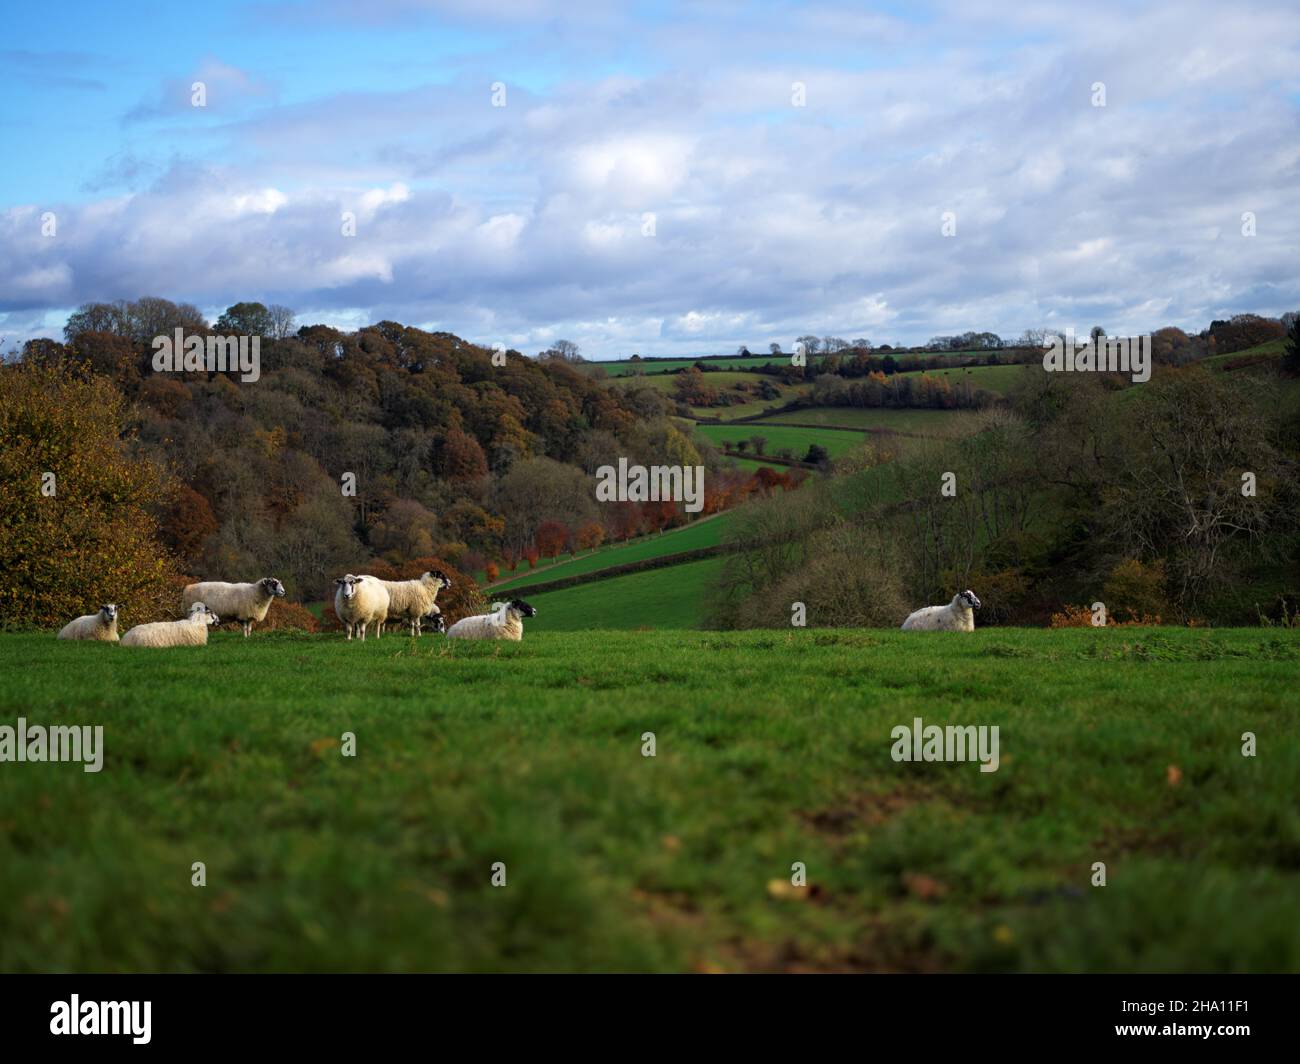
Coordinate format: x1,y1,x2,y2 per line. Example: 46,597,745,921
242,621,251,637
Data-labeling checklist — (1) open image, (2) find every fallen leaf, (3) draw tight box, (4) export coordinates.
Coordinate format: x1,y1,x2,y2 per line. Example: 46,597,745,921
1166,764,1183,786
903,873,949,900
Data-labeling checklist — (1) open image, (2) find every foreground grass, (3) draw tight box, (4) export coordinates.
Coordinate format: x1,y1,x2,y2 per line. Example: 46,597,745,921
0,627,1296,973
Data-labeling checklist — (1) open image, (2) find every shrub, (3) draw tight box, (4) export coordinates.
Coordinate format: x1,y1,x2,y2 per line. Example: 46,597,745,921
255,601,321,633
1102,558,1169,622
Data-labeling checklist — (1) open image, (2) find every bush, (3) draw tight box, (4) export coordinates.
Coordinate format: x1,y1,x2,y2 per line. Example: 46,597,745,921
0,361,181,628
254,601,321,633
1102,558,1169,622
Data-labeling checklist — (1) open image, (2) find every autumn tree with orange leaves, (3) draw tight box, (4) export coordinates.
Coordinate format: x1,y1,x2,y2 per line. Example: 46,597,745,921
0,361,181,627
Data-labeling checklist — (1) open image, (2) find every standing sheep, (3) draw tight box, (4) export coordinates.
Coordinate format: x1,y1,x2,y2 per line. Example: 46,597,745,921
901,590,982,631
369,571,452,637
446,599,537,641
182,578,286,637
121,602,220,648
57,604,119,642
333,574,390,641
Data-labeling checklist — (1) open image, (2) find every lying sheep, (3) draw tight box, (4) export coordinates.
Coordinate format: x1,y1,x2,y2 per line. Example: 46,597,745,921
58,604,119,642
182,577,285,637
370,570,452,637
121,602,220,648
901,590,982,631
422,612,446,634
333,574,389,641
446,599,537,641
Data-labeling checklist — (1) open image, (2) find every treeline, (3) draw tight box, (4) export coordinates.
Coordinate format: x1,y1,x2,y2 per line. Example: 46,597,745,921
1,297,806,623
710,358,1300,629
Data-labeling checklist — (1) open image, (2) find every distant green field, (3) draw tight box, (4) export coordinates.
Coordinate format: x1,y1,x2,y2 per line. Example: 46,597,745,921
2,626,1295,972
753,406,978,435
595,354,817,377
592,348,1020,378
493,516,731,593
610,369,784,392
694,423,867,460
521,556,725,629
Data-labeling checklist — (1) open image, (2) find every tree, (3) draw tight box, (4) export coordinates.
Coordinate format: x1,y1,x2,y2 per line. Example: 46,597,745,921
804,443,830,465
1284,317,1300,375
534,519,569,559
216,302,274,337
749,435,767,455
540,339,582,363
268,304,296,340
0,361,180,627
796,335,821,356
575,521,605,552
769,343,782,355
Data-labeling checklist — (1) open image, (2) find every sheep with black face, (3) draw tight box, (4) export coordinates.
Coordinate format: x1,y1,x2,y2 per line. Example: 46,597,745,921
182,577,286,637
901,590,982,631
58,603,119,642
445,599,537,641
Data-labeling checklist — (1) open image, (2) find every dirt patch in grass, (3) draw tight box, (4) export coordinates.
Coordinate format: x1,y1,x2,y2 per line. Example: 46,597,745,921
799,784,936,838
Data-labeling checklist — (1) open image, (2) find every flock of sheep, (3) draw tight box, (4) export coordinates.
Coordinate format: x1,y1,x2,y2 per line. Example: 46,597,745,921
55,571,540,647
56,575,979,646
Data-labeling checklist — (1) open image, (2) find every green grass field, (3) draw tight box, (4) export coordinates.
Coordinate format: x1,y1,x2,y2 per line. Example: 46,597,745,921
694,423,869,460
522,556,724,629
1,626,1295,973
752,406,978,434
492,517,731,594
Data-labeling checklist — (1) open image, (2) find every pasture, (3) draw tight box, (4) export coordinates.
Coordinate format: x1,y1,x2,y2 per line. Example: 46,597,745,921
694,423,870,460
0,627,1296,973
492,516,730,594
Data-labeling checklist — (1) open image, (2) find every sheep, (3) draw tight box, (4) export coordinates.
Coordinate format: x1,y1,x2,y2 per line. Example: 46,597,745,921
121,602,220,648
57,604,119,642
182,577,286,637
901,590,982,632
333,574,390,641
369,571,452,637
422,611,446,634
446,599,537,641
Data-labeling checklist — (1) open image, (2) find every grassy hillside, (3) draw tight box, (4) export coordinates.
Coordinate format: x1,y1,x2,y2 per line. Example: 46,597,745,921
521,556,724,629
752,407,976,434
1,627,1295,973
492,516,732,593
693,423,869,460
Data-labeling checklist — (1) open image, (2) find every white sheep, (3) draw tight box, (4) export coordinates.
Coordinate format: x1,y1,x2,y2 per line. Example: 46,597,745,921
121,602,220,648
901,590,982,631
369,570,452,637
57,604,119,642
333,574,390,641
446,599,537,641
182,577,285,637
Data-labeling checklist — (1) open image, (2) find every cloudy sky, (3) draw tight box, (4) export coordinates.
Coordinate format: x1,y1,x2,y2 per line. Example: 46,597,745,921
2,0,1298,359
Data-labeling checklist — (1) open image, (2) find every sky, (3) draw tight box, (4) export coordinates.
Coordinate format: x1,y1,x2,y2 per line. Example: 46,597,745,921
2,0,1298,360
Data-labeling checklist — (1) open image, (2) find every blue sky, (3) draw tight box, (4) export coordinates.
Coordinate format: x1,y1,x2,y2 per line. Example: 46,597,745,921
3,0,1298,358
